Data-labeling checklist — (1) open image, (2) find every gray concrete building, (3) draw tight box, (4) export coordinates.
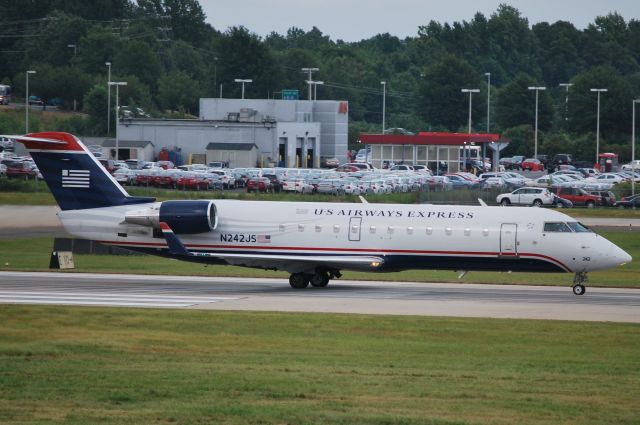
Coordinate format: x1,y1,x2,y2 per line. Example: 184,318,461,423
112,98,349,168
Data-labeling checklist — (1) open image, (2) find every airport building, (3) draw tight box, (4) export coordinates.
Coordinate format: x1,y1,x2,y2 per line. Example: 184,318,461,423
111,98,349,167
358,132,505,172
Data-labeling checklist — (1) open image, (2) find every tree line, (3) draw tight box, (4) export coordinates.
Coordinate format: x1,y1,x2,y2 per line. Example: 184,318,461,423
1,1,639,162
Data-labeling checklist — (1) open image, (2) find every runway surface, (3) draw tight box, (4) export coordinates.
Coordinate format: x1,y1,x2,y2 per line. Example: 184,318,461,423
1,272,638,323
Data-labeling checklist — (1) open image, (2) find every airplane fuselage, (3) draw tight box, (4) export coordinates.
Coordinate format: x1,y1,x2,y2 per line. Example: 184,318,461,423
58,200,628,275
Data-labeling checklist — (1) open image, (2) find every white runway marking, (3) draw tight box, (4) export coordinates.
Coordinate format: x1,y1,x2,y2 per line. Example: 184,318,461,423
0,290,240,308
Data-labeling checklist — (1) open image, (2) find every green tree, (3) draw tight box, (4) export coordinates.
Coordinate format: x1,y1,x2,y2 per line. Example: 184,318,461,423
567,66,633,141
495,73,553,131
157,71,200,113
83,84,108,135
113,40,162,93
415,55,483,131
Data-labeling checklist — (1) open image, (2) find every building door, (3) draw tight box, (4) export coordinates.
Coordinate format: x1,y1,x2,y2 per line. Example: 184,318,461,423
500,223,518,256
348,217,362,242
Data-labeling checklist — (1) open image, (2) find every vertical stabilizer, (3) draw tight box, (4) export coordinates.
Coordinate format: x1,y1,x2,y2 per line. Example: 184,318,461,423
13,132,154,210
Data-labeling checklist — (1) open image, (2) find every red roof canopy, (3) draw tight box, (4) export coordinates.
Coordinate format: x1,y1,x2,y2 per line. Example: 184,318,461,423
359,132,502,146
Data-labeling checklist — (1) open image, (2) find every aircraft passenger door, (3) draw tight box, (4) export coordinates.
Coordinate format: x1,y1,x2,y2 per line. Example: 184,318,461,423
500,223,518,256
348,217,362,242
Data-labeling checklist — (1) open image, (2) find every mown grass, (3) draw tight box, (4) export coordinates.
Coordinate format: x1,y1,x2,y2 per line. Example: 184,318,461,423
1,230,638,288
0,306,638,424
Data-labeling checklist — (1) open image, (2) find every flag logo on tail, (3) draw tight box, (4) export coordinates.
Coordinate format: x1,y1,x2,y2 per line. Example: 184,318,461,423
61,169,90,188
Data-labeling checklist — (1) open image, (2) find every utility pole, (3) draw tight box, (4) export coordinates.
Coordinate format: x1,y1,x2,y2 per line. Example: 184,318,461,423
301,67,319,100
559,83,573,122
106,62,111,135
381,81,387,134
591,88,608,167
528,86,546,158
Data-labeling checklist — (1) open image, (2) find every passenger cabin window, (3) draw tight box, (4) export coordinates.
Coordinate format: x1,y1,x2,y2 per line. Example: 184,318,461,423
543,222,572,232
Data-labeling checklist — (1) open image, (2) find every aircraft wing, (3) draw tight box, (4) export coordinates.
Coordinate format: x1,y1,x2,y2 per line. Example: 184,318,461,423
160,222,384,273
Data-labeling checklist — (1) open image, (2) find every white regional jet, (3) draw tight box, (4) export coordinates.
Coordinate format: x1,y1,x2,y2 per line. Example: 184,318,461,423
8,132,632,295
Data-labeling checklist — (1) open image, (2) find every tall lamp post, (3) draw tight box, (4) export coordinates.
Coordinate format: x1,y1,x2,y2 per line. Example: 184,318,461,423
67,43,77,111
528,86,546,158
381,81,387,134
484,72,491,167
106,62,111,136
559,83,573,122
301,67,319,100
25,70,36,133
313,81,324,100
590,88,608,167
632,99,640,196
461,88,480,169
108,81,127,161
234,79,252,99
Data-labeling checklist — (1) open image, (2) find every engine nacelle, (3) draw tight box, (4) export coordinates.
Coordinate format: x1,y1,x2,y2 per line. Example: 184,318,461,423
159,200,217,234
124,200,217,234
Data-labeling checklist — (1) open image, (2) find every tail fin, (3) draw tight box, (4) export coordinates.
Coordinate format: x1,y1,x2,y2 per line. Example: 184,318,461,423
12,132,154,210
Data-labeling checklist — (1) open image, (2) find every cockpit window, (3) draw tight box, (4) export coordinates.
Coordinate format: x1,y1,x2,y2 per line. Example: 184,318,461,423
567,222,592,233
543,222,572,232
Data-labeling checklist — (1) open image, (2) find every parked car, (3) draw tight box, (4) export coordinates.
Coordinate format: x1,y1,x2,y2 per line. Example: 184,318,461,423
4,160,37,179
614,194,640,209
552,194,574,208
262,174,283,192
320,157,340,168
0,163,6,177
621,160,640,172
551,153,573,171
156,160,175,170
246,177,273,193
553,187,601,208
520,158,544,171
585,190,616,206
176,172,209,190
496,187,555,206
481,176,506,190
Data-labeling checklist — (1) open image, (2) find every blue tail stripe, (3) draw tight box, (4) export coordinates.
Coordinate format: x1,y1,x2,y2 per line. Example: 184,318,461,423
30,152,154,210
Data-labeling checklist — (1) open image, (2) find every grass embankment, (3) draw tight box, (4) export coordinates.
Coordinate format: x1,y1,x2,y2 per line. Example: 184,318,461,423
0,306,638,424
1,231,638,288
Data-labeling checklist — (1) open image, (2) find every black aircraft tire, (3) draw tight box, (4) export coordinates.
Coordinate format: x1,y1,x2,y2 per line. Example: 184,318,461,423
572,284,586,295
289,273,310,289
310,272,330,288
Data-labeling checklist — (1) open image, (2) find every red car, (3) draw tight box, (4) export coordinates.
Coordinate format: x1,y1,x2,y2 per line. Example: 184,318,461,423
135,169,157,186
152,170,181,188
246,177,273,193
521,158,544,171
554,187,602,208
176,172,209,190
5,160,37,179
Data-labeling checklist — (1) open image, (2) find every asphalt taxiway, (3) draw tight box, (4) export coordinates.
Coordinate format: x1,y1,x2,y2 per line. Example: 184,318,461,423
0,272,638,323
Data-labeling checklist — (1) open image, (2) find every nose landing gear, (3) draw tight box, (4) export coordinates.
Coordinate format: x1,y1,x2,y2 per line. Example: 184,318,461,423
572,272,587,295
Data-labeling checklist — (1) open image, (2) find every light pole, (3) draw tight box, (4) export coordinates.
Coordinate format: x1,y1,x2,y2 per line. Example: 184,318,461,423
591,88,608,167
234,79,252,99
484,72,491,167
25,70,36,133
68,43,77,111
632,99,640,196
381,81,387,134
313,81,324,100
301,67,319,100
461,88,480,169
106,62,111,136
109,81,127,161
213,56,218,91
559,83,573,122
528,86,546,158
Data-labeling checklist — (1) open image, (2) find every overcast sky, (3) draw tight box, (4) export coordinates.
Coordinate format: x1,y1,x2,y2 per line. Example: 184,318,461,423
200,0,639,42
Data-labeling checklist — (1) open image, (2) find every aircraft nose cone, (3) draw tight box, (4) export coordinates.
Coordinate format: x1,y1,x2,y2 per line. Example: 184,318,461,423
612,245,632,266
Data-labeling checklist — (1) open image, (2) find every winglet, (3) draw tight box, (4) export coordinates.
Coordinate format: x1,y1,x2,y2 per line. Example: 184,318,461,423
359,195,369,204
478,198,488,207
160,222,192,256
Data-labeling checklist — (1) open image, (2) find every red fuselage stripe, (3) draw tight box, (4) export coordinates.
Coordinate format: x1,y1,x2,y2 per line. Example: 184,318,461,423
96,240,572,272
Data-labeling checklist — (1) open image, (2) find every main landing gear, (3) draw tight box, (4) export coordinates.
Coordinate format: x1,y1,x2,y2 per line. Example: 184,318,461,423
572,272,588,295
289,269,340,289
